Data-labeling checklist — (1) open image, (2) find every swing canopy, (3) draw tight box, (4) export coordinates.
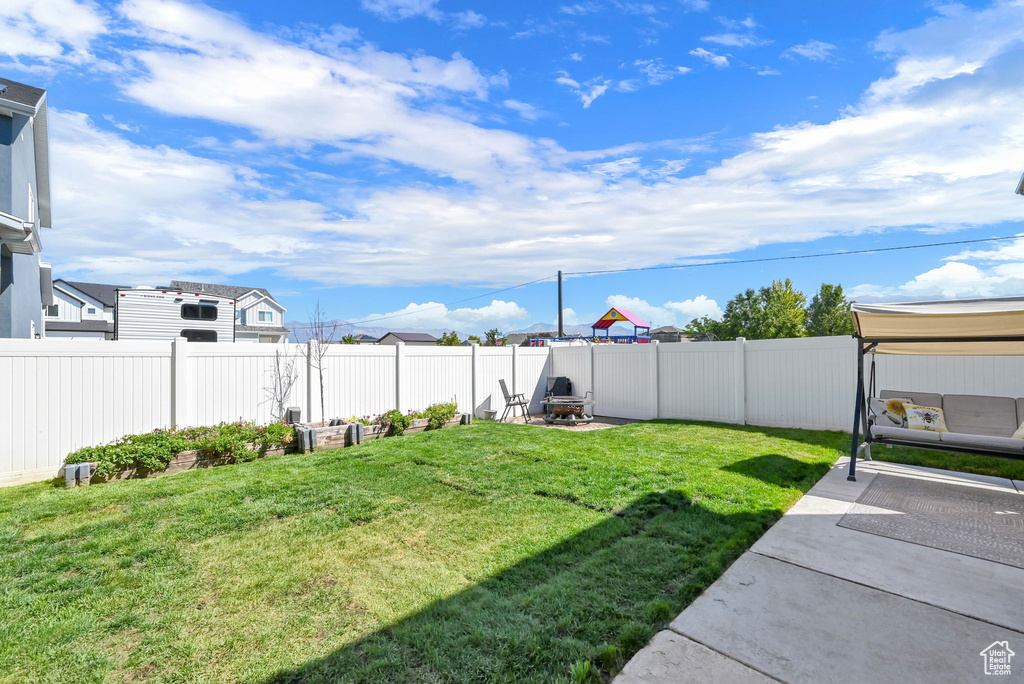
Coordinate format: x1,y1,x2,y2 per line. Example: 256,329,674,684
850,296,1024,355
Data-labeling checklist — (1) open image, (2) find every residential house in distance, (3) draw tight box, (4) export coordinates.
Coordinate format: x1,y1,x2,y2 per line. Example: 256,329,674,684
651,325,697,343
352,333,378,344
0,77,52,338
44,280,122,339
378,332,437,346
169,281,290,343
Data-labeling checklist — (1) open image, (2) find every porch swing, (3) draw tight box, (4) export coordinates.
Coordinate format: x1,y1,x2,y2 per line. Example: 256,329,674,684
847,297,1024,481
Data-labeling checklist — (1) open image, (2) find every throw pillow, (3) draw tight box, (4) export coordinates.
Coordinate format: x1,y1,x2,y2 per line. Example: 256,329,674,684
904,404,948,432
1012,421,1024,439
868,396,913,428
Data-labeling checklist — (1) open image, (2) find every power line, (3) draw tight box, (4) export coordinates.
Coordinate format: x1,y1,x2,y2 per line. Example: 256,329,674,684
562,234,1023,277
291,273,556,331
293,233,1021,331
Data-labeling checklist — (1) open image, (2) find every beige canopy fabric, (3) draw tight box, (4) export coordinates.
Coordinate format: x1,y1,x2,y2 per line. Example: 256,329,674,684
850,297,1024,355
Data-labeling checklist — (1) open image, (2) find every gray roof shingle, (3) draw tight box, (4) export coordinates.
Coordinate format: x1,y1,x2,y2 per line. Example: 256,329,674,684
169,281,276,303
383,332,437,343
236,324,291,334
58,281,127,308
0,77,45,109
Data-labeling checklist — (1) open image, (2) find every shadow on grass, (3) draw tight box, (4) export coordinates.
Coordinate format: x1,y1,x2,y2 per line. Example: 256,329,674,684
722,454,832,489
261,491,782,684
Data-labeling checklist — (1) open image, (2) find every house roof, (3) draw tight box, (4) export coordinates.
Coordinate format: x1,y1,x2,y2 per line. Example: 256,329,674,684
169,281,277,303
45,319,113,333
353,334,378,341
58,280,127,308
382,332,437,342
236,324,291,335
0,77,45,109
651,325,686,334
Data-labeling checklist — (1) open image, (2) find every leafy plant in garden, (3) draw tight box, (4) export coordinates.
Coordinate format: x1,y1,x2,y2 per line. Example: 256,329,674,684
377,409,412,436
66,422,295,478
423,402,458,429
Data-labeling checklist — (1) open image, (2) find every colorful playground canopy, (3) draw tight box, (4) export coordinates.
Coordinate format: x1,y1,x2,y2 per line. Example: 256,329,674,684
592,307,650,330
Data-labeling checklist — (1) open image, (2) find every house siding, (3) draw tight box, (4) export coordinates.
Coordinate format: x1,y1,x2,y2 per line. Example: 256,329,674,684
0,96,44,338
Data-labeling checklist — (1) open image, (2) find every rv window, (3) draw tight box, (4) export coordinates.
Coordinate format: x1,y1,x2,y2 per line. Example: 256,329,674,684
181,303,219,321
181,329,217,342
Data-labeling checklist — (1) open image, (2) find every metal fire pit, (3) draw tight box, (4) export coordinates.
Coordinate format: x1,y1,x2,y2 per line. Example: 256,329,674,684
542,395,595,425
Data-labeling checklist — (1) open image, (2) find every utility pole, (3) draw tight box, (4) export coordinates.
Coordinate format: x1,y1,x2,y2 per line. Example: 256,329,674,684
557,270,564,337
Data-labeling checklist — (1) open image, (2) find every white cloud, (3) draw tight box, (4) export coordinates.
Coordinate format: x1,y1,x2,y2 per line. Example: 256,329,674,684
701,33,770,48
634,58,691,85
569,52,584,61
0,0,107,62
605,295,722,327
30,0,1024,293
689,47,730,68
851,236,1024,300
503,99,544,121
361,0,442,22
47,110,336,285
102,114,139,133
359,299,529,331
782,39,836,62
451,10,487,29
559,2,602,15
555,72,611,107
680,0,709,11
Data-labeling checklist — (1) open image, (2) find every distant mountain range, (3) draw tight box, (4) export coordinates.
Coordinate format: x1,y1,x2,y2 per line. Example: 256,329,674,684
285,320,599,343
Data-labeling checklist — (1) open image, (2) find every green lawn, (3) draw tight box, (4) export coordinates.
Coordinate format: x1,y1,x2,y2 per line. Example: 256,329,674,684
1,420,1021,684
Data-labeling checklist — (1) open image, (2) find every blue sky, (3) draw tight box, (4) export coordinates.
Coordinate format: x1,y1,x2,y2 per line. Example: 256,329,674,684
3,0,1024,334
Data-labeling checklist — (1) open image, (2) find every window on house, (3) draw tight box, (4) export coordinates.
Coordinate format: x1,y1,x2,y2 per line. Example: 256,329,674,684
180,329,217,342
258,311,273,323
181,302,219,321
45,304,59,317
86,307,96,315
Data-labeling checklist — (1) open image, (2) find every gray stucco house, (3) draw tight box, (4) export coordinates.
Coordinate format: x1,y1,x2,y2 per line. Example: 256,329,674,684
0,77,52,338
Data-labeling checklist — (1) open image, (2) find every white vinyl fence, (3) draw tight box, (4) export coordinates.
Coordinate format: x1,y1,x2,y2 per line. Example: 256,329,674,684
6,335,1024,485
551,336,1024,431
0,339,550,485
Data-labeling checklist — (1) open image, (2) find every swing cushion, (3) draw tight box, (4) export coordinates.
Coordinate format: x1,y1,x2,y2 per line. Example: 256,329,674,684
942,394,1017,437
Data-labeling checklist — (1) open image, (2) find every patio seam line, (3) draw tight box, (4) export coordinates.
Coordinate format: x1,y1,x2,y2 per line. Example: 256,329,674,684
662,626,787,683
746,550,1024,635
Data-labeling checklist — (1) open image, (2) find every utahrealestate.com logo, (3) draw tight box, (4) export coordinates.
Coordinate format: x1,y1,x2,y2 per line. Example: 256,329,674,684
980,641,1014,676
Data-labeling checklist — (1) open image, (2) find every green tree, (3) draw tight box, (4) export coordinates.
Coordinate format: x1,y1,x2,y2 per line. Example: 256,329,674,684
683,316,724,340
806,283,854,337
484,328,505,346
467,335,482,345
718,288,762,340
341,334,356,344
756,279,806,339
436,331,461,346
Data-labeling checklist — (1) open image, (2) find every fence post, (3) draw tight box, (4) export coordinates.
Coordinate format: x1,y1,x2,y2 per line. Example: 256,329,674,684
590,342,598,415
471,342,479,417
395,341,405,413
305,341,315,423
734,337,746,425
650,340,660,419
171,337,189,428
511,344,518,397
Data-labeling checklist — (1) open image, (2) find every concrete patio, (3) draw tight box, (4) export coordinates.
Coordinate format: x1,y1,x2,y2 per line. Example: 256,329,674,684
616,457,1024,683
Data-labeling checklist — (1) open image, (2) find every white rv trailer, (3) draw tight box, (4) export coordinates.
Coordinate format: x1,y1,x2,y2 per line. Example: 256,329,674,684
115,288,236,342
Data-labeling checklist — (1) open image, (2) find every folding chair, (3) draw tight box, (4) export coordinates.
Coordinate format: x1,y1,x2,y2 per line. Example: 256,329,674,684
498,379,531,423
